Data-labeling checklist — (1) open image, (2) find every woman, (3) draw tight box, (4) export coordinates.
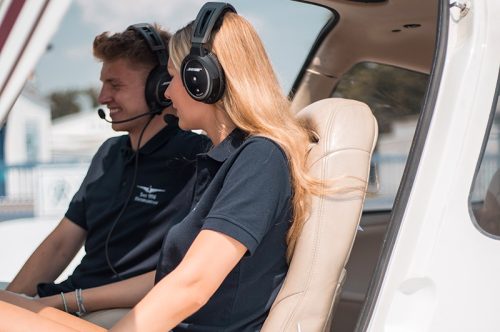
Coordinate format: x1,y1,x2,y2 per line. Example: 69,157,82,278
0,4,325,331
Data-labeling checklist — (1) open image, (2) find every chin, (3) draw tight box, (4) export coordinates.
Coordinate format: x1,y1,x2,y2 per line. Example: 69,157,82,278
111,123,129,132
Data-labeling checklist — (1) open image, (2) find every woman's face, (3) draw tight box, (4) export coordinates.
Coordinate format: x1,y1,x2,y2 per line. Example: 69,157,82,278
165,58,208,131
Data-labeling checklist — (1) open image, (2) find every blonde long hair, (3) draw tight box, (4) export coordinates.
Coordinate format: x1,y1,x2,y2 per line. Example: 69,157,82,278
169,13,324,259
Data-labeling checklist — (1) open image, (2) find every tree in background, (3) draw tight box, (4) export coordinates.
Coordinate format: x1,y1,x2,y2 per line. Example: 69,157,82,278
48,87,99,119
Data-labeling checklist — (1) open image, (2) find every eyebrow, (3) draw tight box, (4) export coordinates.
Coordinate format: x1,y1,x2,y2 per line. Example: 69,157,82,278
102,78,120,84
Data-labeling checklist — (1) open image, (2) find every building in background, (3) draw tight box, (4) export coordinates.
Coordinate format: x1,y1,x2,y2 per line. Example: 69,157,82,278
0,82,119,220
51,107,120,161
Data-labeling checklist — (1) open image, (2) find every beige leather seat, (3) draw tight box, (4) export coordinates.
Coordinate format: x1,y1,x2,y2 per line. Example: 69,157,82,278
262,98,378,332
83,98,377,330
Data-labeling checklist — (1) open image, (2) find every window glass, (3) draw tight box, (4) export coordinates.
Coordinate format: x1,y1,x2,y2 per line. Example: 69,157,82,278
332,62,429,211
35,0,331,103
0,1,330,220
233,1,332,92
25,120,39,162
471,77,500,236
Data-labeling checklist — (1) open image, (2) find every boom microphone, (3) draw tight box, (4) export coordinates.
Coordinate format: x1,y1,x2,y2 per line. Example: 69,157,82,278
97,108,157,123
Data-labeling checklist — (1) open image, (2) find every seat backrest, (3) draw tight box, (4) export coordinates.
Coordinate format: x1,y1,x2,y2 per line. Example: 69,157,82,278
262,98,378,332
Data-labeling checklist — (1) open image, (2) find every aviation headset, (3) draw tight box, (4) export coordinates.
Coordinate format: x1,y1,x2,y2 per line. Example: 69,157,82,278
181,2,236,104
127,23,172,113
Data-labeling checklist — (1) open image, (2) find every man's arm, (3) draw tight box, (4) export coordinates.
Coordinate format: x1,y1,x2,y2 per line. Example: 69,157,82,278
35,271,156,313
6,217,86,296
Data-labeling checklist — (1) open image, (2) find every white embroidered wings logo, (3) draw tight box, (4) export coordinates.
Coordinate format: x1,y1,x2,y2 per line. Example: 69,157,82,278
137,185,166,194
135,185,166,205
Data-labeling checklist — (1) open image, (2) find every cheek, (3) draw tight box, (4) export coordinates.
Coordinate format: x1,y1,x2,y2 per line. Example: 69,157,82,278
169,78,182,101
173,80,192,108
176,96,204,130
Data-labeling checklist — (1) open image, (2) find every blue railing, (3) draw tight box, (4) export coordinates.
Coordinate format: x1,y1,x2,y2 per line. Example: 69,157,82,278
0,161,89,221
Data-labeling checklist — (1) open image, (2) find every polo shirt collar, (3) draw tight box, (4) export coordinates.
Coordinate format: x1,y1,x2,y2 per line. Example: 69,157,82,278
122,117,180,156
206,128,247,163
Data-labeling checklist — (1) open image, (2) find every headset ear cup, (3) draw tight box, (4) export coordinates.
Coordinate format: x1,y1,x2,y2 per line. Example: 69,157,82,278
145,66,172,113
181,54,207,101
206,52,225,103
181,53,225,104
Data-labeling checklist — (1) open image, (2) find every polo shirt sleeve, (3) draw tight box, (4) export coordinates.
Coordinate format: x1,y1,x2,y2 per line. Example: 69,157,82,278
202,138,292,255
64,137,117,230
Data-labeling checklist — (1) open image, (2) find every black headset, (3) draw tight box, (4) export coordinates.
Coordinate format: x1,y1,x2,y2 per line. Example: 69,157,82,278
181,2,236,104
127,23,172,114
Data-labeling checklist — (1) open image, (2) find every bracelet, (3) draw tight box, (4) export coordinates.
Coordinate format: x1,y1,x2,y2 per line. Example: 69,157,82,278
60,292,69,313
74,288,87,316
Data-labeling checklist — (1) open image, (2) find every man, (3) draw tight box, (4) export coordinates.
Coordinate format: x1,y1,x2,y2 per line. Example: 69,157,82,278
6,23,210,297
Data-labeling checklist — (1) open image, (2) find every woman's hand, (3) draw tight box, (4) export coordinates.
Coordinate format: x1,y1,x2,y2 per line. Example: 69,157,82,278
0,289,51,312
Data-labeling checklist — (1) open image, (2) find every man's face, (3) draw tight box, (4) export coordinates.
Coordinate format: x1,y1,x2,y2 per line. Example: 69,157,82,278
98,59,151,134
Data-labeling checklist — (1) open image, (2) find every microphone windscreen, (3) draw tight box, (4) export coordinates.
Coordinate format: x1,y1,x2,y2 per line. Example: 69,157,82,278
163,114,179,127
98,108,106,119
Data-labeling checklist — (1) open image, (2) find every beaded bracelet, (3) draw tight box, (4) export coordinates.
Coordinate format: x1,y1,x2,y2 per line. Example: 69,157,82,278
75,288,87,316
60,292,69,313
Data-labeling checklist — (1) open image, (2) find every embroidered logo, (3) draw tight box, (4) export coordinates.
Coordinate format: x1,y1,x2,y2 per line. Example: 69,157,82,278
134,185,166,205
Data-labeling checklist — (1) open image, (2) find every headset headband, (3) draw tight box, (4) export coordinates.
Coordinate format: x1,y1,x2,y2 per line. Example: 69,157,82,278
191,2,236,47
127,23,168,66
181,2,236,104
126,23,172,112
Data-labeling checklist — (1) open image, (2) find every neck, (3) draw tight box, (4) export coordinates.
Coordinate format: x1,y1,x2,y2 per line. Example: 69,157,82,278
205,107,236,146
128,115,167,150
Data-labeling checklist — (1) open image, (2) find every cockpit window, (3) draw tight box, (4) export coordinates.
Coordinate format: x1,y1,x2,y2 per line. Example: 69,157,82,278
232,0,332,92
470,72,500,236
332,62,429,211
0,1,331,220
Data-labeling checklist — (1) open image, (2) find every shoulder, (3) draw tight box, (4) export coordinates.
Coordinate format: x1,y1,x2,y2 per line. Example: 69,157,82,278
221,136,290,184
98,135,127,151
236,136,288,165
89,135,127,162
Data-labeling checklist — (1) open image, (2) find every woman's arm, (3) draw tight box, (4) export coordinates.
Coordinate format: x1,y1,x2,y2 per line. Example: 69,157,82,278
37,271,156,313
111,230,247,332
0,270,155,331
0,296,105,332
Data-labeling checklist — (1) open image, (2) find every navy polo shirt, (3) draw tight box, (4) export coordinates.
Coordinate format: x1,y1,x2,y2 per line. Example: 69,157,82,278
155,129,292,332
37,122,211,297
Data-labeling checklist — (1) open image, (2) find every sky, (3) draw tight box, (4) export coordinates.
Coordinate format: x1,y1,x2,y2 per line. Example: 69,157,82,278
33,0,331,98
